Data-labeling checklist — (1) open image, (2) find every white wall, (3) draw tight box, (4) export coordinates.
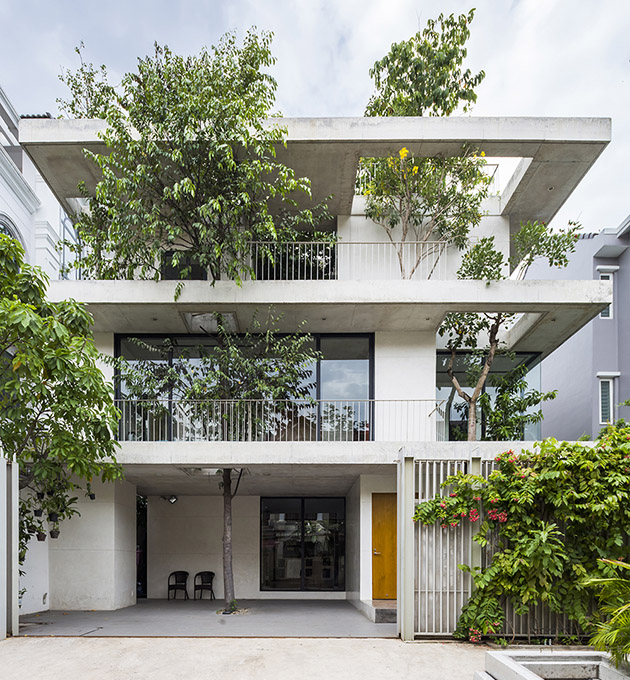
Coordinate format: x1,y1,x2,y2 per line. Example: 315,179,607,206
49,479,136,610
147,494,348,600
374,331,437,440
19,515,50,615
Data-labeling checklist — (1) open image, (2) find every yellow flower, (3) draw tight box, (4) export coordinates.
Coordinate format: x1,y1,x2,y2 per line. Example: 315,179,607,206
480,151,486,157
412,165,418,175
399,147,409,159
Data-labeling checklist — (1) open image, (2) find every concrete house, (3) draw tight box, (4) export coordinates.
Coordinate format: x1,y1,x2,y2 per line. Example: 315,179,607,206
526,216,630,440
14,115,612,640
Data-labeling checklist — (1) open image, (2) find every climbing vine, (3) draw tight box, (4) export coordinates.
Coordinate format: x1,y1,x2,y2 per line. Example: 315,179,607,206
414,424,630,640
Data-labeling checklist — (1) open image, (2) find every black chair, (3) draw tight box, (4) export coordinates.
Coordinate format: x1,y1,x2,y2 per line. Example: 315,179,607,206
194,571,216,600
168,571,189,600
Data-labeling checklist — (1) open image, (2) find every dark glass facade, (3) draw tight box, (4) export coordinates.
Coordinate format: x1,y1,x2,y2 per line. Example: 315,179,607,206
260,497,345,591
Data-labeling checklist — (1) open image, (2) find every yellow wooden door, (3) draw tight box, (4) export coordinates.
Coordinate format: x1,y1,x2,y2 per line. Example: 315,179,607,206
372,493,397,599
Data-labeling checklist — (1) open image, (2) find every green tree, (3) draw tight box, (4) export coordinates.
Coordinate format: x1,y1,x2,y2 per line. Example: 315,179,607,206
0,235,121,561
478,364,557,441
115,313,319,612
361,146,491,278
362,11,490,278
365,10,484,117
58,31,329,285
439,222,580,441
414,424,630,641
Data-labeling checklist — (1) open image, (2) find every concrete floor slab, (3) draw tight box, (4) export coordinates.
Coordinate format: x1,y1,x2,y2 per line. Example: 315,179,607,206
19,599,397,638
0,637,489,680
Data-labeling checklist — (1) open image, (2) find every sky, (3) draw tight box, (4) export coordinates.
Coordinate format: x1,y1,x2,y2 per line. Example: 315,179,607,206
1,0,628,232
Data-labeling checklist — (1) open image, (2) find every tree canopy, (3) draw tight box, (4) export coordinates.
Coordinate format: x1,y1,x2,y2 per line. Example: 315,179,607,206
365,10,485,117
59,31,329,284
0,235,121,555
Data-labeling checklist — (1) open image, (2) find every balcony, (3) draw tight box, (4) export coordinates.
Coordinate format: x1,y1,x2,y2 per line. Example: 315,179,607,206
117,398,446,443
243,241,450,281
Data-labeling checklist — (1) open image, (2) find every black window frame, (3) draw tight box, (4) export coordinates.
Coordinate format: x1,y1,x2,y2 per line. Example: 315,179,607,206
259,496,346,592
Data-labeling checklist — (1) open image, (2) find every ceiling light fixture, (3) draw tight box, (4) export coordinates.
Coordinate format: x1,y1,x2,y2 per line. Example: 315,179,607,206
161,495,178,504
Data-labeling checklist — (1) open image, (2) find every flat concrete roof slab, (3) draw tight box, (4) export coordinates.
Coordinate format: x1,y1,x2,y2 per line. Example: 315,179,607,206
20,116,610,225
47,278,611,357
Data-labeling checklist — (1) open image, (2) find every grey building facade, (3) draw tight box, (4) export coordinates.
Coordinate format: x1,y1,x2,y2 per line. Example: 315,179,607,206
527,216,630,440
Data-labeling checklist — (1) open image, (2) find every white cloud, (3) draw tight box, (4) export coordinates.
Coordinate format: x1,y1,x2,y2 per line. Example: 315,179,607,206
1,0,628,230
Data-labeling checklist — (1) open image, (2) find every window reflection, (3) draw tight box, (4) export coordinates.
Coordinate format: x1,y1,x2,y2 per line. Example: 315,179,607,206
261,498,345,591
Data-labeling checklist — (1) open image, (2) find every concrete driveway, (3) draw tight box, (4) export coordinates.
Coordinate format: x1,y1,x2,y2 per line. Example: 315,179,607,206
19,599,396,638
0,637,489,680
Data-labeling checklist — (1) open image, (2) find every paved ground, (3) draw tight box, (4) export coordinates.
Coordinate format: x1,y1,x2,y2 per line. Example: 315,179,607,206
19,599,397,638
0,637,490,680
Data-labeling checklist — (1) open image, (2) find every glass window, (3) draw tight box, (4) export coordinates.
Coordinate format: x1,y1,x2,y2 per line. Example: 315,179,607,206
599,273,612,319
600,379,612,424
436,351,541,441
261,498,345,591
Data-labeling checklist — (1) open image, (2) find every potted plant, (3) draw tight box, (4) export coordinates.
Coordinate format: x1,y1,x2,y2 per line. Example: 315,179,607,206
36,531,46,542
49,525,60,539
86,482,96,501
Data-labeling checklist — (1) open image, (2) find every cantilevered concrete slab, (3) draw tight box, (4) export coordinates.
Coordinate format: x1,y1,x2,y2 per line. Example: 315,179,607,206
20,116,610,229
47,278,610,358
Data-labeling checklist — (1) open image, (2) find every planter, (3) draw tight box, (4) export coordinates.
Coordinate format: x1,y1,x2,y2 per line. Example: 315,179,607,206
478,650,630,680
36,532,46,542
48,512,59,523
88,493,96,500
36,492,45,500
49,529,60,539
34,509,43,517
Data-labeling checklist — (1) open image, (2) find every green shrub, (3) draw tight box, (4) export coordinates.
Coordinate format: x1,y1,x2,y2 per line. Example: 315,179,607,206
414,424,630,640
586,559,630,667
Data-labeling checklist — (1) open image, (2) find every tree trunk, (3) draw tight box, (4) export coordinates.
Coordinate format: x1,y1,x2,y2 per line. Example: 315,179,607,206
222,468,235,612
467,398,477,441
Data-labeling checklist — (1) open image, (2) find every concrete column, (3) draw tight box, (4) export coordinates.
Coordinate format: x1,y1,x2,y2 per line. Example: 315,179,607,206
49,479,136,610
470,455,482,576
8,460,19,635
397,452,415,641
1,455,19,639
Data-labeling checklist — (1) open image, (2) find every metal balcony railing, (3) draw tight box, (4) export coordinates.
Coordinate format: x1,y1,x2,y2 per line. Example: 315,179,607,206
117,398,446,443
245,241,449,281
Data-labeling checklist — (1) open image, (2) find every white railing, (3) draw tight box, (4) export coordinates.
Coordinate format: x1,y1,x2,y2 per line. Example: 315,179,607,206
117,398,446,443
244,241,450,281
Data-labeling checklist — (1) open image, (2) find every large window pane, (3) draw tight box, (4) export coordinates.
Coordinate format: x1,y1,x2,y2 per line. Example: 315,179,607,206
261,498,345,591
303,498,345,590
261,498,303,590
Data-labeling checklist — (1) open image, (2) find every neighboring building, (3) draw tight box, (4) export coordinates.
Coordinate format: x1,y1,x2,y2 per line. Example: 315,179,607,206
0,86,75,621
0,86,74,278
526,218,630,440
17,115,611,639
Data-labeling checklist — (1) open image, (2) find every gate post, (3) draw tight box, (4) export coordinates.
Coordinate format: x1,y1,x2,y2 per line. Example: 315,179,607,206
0,454,19,640
470,453,482,577
398,450,415,641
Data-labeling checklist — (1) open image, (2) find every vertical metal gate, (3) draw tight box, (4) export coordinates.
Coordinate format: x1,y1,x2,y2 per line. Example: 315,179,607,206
404,448,578,640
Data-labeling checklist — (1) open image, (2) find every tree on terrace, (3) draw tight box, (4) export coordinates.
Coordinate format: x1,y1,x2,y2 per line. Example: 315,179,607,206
362,10,490,279
440,222,580,441
59,30,329,285
0,235,121,562
115,313,319,612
